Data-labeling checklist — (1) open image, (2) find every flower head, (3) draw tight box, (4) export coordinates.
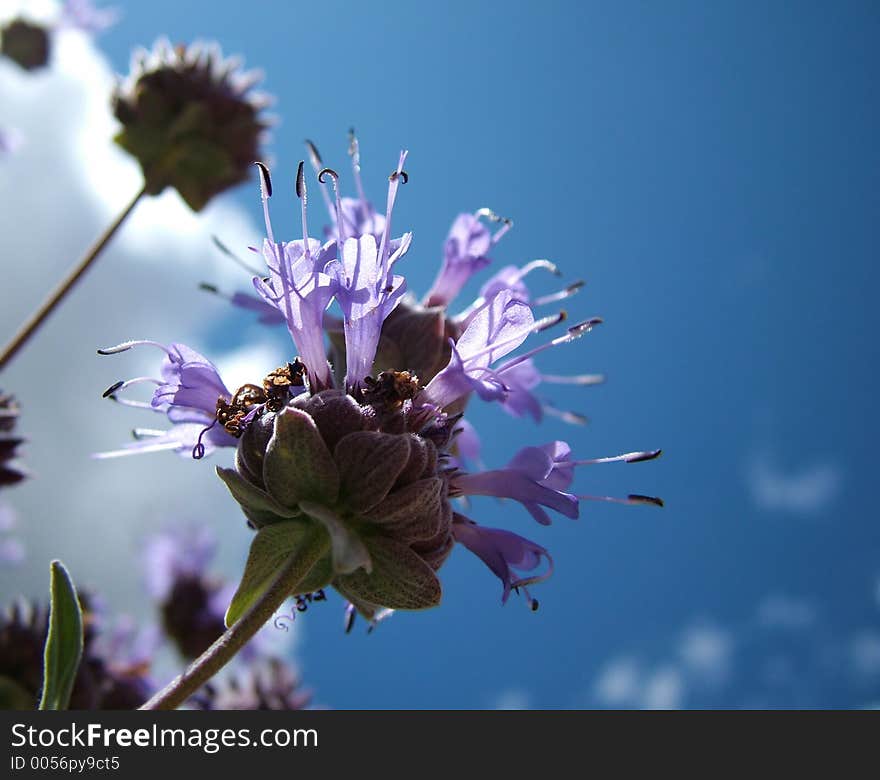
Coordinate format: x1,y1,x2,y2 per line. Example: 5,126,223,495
0,18,49,71
101,144,661,615
0,596,155,710
0,391,26,490
113,39,271,211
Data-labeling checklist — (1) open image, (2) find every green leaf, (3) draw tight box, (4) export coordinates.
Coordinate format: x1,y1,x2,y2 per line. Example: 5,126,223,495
225,520,329,627
39,560,83,711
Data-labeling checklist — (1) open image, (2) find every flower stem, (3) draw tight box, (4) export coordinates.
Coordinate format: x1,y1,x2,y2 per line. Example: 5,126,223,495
0,183,148,372
140,529,330,711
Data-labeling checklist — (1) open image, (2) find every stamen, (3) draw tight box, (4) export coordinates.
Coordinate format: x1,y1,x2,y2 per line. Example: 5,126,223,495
131,428,166,440
533,280,585,307
97,340,172,357
306,140,336,220
304,138,322,168
577,493,664,507
254,160,272,197
517,259,560,278
542,405,589,425
254,161,276,246
212,235,264,276
295,160,311,263
475,207,513,243
102,380,125,399
377,150,409,279
494,317,602,377
344,603,356,634
541,372,605,386
318,167,346,242
569,449,662,466
348,128,367,203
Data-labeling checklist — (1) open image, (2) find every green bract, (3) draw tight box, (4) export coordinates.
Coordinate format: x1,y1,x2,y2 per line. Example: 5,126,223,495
219,394,454,623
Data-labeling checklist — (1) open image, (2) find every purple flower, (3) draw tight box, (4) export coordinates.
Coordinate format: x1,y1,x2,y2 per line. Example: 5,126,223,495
0,505,24,566
60,0,119,33
452,515,552,606
421,288,558,410
452,441,580,526
143,526,274,661
252,163,338,391
96,340,237,459
423,210,511,308
329,152,412,388
0,127,23,157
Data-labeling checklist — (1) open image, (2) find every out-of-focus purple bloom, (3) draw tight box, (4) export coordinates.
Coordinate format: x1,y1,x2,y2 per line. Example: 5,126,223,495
252,163,338,391
0,505,24,566
423,210,511,308
60,0,119,34
0,127,23,157
452,515,552,606
96,340,237,459
196,658,312,710
452,441,580,526
0,390,26,489
144,527,238,660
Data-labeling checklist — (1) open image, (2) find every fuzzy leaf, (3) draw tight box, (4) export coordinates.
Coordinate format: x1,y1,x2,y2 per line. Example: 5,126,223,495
216,466,298,522
39,561,83,711
225,521,327,627
336,537,442,610
362,478,444,541
263,408,339,509
334,431,411,512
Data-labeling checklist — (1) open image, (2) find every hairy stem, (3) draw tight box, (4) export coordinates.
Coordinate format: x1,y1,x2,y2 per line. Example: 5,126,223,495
0,184,147,371
140,529,330,711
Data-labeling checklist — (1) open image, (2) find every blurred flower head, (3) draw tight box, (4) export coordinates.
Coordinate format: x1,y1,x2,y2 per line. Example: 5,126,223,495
0,595,155,710
0,391,26,490
196,658,311,710
113,39,272,211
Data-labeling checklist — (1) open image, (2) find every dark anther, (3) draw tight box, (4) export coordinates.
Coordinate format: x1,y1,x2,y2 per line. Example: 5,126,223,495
318,167,339,184
629,494,664,507
305,139,322,167
530,599,540,612
476,207,513,226
626,449,662,464
254,161,272,197
389,169,409,184
295,160,305,198
199,282,219,294
102,380,125,399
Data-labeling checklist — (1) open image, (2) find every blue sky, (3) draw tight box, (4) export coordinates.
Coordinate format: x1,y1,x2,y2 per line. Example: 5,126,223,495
2,0,878,708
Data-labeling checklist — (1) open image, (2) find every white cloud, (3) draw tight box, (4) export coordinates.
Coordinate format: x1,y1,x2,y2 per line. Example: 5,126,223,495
0,8,295,657
492,688,530,710
641,666,684,710
593,657,640,706
756,595,816,630
679,624,732,682
850,632,880,678
746,452,842,514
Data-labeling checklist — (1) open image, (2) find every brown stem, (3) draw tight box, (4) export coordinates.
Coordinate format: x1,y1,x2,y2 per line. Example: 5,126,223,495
0,184,148,372
139,529,329,711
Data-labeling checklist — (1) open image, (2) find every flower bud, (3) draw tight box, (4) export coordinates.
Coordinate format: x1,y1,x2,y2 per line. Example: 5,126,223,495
219,390,454,618
112,39,271,212
0,18,49,71
0,391,26,490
